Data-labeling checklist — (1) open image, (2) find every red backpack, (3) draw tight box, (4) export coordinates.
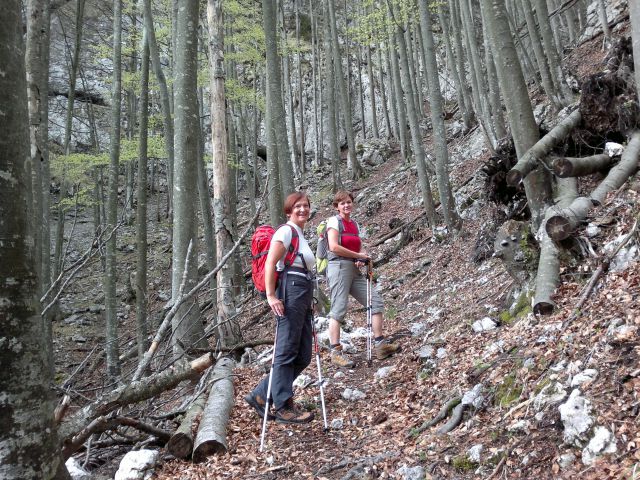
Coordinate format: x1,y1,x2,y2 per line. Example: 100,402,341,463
250,224,300,295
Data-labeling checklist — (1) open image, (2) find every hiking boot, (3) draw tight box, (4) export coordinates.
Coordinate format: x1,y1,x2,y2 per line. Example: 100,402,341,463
375,339,400,360
331,345,355,368
274,398,314,424
244,392,275,420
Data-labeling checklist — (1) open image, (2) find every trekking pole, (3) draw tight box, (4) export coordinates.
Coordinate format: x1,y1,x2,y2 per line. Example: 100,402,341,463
259,320,279,452
312,277,329,431
366,259,373,367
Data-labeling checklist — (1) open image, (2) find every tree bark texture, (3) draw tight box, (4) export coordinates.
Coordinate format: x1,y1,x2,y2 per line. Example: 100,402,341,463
104,0,123,379
167,390,207,459
192,357,235,461
208,0,242,347
545,131,640,241
631,0,640,102
0,3,63,476
507,109,582,185
552,153,615,178
533,177,578,314
172,0,207,356
136,28,150,360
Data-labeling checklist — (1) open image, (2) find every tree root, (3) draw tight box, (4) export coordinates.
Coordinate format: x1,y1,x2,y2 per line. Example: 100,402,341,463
408,396,461,437
437,403,467,434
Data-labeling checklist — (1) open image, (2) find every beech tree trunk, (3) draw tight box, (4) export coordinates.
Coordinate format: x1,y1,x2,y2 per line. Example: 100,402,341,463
484,0,551,229
0,4,64,475
326,0,363,179
208,0,242,346
418,2,461,231
136,28,150,360
104,0,122,379
631,0,640,99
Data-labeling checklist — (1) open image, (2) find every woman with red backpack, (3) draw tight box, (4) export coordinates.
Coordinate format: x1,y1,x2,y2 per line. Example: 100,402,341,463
326,190,399,368
245,191,316,424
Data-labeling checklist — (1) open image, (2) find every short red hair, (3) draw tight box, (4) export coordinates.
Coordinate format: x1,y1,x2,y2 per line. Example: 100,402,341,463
332,190,354,208
284,191,311,215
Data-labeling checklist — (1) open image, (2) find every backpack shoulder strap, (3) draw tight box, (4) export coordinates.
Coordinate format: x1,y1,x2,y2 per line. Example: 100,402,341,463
282,224,300,268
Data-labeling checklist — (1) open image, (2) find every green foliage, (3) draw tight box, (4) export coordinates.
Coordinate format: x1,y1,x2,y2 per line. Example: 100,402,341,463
494,373,522,408
452,455,477,472
385,304,398,320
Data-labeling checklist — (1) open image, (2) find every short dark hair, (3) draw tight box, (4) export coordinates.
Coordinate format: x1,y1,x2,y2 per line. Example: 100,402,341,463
284,191,311,215
332,190,354,208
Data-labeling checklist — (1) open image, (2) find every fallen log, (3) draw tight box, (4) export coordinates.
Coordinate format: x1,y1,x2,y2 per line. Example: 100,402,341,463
533,177,578,315
59,353,214,457
192,357,235,461
166,389,208,459
545,131,640,241
507,109,582,186
552,153,615,178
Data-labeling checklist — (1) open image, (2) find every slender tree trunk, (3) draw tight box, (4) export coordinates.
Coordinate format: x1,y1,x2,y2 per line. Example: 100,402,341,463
208,0,242,346
262,0,293,203
323,7,343,192
387,29,410,163
376,42,392,138
533,0,572,104
418,1,461,231
279,0,299,177
136,28,150,361
295,0,306,173
142,0,175,218
326,0,363,179
0,5,65,477
630,0,640,100
262,0,285,223
197,88,218,315
366,44,379,138
520,0,562,108
395,23,437,226
437,4,473,130
26,0,52,353
104,0,122,380
172,0,208,357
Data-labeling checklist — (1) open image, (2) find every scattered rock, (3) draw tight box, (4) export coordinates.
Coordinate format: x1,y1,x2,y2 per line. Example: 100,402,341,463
418,345,435,360
374,366,395,380
436,347,448,359
396,464,426,480
570,369,598,388
557,452,576,470
293,374,312,389
467,444,484,463
534,382,568,411
462,384,485,408
559,389,594,446
581,426,617,465
330,418,344,429
65,457,91,480
342,388,366,401
472,317,497,332
114,449,159,480
410,322,427,336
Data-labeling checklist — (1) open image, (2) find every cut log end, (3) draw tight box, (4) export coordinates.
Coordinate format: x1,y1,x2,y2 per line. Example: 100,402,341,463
193,441,227,463
506,169,523,187
533,301,555,316
552,158,573,178
167,433,193,460
545,215,572,242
